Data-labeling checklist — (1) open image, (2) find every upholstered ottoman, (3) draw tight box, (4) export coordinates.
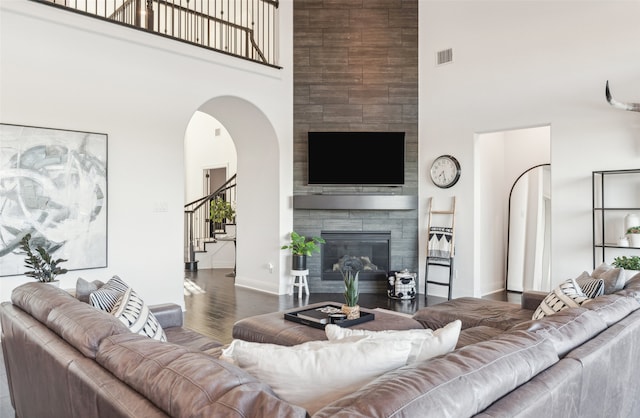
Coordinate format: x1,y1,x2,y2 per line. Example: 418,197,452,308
232,302,425,346
413,297,533,331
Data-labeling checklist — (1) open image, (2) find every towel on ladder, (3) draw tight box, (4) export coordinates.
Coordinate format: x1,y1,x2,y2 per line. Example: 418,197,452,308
428,226,453,266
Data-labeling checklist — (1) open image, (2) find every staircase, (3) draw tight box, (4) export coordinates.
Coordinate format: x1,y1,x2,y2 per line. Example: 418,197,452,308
184,174,236,271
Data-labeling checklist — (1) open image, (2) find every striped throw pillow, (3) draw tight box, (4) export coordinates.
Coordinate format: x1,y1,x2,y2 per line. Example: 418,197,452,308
89,275,129,311
576,276,605,299
532,278,591,320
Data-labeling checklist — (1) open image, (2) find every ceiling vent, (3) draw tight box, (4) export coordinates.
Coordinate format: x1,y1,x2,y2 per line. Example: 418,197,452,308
436,48,453,66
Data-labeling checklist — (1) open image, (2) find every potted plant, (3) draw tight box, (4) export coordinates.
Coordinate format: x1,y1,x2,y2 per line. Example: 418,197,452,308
210,197,236,234
341,268,360,319
627,226,640,247
281,231,325,270
613,255,640,279
19,233,68,284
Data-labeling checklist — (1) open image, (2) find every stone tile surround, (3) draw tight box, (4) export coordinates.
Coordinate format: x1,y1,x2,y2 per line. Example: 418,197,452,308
293,0,419,293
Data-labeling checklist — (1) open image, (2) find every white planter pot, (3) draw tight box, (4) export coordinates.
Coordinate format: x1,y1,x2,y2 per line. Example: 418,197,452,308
625,270,640,281
43,280,60,287
628,233,640,248
624,214,640,233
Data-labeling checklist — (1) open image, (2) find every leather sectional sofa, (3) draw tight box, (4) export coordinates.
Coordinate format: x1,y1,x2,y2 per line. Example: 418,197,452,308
3,276,640,417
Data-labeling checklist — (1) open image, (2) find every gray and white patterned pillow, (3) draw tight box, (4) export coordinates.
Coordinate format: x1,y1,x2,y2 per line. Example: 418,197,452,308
89,275,129,311
111,287,167,342
576,276,605,299
532,278,591,320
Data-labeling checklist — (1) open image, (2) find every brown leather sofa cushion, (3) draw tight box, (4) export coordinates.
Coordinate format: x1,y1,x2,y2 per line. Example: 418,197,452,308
11,282,78,324
582,294,640,326
510,308,607,357
313,330,558,418
565,310,640,416
456,325,503,348
96,333,307,418
614,273,640,302
412,297,532,331
47,300,131,359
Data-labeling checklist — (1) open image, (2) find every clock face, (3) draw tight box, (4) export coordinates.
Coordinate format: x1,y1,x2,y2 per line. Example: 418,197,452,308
430,155,461,188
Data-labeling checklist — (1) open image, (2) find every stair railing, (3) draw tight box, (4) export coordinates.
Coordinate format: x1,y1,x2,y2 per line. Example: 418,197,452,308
31,0,279,67
184,174,236,270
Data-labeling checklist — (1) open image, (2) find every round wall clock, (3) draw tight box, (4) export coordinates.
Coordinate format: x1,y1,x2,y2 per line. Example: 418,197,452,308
430,155,461,188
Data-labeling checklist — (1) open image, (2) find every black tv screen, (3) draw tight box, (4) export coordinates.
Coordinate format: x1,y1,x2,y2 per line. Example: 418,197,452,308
307,132,405,185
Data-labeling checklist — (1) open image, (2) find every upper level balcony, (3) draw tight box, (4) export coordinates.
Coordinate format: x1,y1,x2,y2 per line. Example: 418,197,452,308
32,0,280,68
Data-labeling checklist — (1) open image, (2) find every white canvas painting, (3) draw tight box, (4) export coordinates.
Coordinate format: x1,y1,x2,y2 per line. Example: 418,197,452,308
0,124,107,276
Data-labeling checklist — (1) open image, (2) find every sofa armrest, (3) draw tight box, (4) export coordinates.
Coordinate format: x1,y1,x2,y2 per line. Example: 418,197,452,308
521,291,548,310
150,303,183,328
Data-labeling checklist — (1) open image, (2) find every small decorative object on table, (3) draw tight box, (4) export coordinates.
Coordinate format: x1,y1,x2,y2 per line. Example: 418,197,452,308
387,269,417,300
19,233,68,284
284,304,374,330
342,268,360,319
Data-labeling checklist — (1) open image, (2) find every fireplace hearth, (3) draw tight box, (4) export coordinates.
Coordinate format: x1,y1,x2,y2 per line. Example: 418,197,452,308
321,231,390,281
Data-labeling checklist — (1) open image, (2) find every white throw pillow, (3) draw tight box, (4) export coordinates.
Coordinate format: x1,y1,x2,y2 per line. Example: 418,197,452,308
324,320,461,364
532,278,591,320
111,287,167,342
220,336,412,415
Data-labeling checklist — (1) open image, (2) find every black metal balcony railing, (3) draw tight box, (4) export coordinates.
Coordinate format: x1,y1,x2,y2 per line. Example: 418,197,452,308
32,0,280,68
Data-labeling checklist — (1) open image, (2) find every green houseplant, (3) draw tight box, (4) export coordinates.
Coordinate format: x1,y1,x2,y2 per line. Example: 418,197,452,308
612,255,640,271
19,233,68,283
341,268,360,319
281,231,325,270
210,197,235,225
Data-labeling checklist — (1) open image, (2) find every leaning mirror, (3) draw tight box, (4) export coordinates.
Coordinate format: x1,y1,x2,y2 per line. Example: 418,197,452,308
506,164,551,292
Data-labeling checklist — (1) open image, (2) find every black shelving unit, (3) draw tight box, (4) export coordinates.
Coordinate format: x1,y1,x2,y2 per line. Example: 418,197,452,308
592,169,640,268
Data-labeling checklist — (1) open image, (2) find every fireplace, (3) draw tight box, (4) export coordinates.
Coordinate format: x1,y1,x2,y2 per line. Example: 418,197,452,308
320,231,390,281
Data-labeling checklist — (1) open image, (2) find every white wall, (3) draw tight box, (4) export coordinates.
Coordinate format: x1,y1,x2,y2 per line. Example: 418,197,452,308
475,126,550,296
0,0,293,304
184,111,237,203
474,131,507,296
420,1,640,297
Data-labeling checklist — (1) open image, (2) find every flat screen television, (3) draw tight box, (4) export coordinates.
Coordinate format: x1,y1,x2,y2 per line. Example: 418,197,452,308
307,132,405,186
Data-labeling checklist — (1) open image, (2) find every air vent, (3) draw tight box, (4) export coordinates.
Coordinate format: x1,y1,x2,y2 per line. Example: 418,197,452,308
436,48,453,66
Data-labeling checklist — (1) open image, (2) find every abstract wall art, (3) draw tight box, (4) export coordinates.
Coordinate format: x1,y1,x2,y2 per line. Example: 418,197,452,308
0,124,107,276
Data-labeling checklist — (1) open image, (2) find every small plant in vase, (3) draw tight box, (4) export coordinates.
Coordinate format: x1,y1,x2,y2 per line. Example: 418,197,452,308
210,197,236,226
281,231,325,270
627,226,640,248
341,268,360,319
19,233,68,283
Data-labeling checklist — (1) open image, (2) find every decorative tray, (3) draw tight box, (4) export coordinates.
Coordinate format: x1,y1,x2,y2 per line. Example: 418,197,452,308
284,304,375,330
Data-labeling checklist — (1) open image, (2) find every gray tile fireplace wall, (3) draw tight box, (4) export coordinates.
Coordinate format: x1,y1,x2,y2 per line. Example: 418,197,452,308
293,0,419,293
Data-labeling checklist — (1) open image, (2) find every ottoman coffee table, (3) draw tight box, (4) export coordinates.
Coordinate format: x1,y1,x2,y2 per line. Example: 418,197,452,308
232,301,424,346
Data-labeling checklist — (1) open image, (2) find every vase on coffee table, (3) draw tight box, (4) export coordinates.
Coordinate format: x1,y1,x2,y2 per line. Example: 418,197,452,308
341,304,360,320
342,269,360,319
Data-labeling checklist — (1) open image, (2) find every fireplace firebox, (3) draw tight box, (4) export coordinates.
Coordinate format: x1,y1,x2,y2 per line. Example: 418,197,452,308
320,231,390,281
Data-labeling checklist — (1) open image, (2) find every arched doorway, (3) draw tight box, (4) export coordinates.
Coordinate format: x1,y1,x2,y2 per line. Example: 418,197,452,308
186,96,290,294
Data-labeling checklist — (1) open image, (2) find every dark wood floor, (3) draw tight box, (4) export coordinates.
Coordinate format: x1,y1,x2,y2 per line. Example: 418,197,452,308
184,268,520,344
